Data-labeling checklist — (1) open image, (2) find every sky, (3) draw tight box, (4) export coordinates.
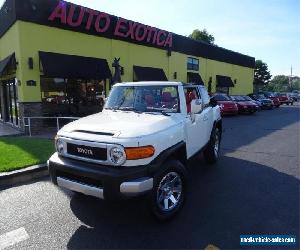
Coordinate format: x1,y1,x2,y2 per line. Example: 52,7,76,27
1,0,299,77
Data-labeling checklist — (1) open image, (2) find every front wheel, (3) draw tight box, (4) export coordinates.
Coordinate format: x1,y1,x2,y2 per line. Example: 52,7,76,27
203,127,221,164
150,160,187,221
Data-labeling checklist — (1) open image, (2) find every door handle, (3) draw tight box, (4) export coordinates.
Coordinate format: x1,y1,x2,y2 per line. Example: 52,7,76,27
203,114,208,121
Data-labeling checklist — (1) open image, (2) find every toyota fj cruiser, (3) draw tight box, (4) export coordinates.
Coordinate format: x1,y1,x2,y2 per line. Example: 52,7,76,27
48,82,222,220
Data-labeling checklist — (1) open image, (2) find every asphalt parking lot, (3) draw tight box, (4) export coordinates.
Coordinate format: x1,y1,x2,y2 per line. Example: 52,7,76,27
0,105,299,249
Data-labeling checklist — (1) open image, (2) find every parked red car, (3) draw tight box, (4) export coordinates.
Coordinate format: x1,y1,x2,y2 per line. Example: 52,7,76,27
230,95,259,114
212,94,239,115
259,92,280,107
275,93,294,105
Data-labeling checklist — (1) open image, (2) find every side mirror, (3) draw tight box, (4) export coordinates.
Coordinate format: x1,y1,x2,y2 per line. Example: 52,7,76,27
191,99,202,114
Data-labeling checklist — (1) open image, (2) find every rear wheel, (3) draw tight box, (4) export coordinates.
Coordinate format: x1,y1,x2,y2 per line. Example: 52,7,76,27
204,127,221,164
150,160,187,221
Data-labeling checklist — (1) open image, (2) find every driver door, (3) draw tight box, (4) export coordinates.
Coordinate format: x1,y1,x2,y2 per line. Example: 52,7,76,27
184,86,208,158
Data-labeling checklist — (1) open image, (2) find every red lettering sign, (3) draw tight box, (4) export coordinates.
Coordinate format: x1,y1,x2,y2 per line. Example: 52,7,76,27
85,9,98,30
135,24,147,41
146,26,156,42
67,5,85,27
95,12,110,33
48,1,67,24
127,21,137,39
114,18,127,38
164,33,173,47
156,30,166,46
48,2,173,48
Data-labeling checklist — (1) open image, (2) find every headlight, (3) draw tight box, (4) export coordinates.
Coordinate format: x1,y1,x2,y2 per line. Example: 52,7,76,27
109,146,126,165
55,137,64,154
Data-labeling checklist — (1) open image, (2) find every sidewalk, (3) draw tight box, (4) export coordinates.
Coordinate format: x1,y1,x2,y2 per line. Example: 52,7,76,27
0,122,22,137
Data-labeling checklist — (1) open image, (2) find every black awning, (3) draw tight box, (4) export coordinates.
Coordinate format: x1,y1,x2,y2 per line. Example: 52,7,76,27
0,53,16,77
187,72,204,85
216,75,234,87
133,66,168,81
39,52,111,80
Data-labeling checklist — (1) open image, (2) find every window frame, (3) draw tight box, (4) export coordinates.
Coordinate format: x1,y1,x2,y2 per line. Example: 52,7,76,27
187,57,199,71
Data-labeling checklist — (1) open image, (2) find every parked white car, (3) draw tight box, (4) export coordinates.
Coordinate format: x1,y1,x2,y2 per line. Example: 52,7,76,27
48,82,222,220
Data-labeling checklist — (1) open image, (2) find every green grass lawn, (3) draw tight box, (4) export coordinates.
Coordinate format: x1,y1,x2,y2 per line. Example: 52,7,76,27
0,137,55,173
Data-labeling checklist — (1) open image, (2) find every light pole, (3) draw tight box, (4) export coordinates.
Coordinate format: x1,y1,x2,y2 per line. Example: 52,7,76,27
289,65,293,90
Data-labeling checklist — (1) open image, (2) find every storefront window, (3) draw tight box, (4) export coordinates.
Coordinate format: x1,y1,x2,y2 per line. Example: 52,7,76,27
40,77,106,117
216,86,230,95
187,57,199,71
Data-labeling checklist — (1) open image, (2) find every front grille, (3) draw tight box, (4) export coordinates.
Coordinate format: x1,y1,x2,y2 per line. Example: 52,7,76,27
56,171,103,188
67,143,107,161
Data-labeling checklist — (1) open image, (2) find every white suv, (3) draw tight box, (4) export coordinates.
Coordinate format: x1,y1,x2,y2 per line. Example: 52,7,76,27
48,82,222,220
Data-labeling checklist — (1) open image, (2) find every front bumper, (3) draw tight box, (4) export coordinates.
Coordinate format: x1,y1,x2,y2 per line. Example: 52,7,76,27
221,108,239,115
48,153,154,201
239,106,258,113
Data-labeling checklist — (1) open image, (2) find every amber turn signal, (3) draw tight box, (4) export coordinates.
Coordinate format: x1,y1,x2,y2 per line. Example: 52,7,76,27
125,146,155,160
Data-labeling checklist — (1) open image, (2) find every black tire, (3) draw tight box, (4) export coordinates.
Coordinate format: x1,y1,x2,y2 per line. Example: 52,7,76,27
203,127,221,164
291,102,294,106
149,160,187,221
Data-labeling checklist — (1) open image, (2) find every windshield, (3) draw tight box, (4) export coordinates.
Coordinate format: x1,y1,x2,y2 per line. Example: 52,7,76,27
242,96,252,101
105,85,180,113
213,94,231,101
264,92,275,97
230,96,245,101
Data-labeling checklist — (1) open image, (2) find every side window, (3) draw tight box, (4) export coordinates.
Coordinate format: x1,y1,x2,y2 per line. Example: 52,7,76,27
199,87,210,106
184,87,201,113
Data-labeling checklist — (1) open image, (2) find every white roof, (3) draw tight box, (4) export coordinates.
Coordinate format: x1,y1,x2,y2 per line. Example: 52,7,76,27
113,81,183,87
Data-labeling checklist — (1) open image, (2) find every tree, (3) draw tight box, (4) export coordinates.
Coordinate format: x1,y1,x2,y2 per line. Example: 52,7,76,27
263,75,300,92
189,29,215,45
253,60,272,92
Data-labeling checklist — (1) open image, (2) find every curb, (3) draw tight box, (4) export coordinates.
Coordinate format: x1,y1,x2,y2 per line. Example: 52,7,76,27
0,163,49,189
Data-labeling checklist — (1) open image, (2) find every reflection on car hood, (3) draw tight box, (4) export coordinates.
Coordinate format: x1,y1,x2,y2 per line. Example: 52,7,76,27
60,110,182,138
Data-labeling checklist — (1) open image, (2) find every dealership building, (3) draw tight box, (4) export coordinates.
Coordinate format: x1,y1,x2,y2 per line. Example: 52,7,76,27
0,0,255,128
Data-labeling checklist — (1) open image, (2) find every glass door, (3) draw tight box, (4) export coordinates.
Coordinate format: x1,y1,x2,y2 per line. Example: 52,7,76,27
0,87,2,120
3,79,19,126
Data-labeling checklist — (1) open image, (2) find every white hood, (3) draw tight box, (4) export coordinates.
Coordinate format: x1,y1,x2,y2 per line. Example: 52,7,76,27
60,110,182,138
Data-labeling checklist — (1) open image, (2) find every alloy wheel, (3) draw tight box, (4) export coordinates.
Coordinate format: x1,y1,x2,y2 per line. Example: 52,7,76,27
156,172,182,212
214,129,220,157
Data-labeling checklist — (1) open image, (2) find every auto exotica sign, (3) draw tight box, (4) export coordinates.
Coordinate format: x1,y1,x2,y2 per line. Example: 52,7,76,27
48,1,173,48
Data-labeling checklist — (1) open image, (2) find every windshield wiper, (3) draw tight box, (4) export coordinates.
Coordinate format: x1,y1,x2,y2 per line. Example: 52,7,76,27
145,110,171,116
119,107,143,113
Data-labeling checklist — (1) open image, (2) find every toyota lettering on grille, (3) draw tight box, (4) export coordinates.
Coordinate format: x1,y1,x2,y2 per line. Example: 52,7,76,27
77,147,94,156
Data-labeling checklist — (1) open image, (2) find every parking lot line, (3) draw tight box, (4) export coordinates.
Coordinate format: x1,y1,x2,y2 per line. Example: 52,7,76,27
0,227,29,250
